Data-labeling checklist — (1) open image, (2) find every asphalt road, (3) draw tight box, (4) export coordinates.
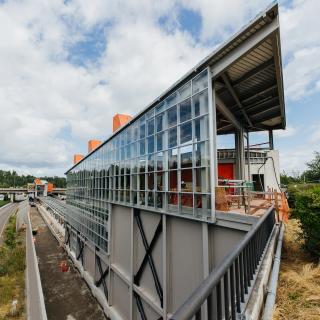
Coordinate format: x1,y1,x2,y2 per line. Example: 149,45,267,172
0,202,18,245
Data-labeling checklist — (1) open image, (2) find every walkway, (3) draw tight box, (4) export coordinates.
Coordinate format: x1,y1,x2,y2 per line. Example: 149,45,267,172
30,206,106,320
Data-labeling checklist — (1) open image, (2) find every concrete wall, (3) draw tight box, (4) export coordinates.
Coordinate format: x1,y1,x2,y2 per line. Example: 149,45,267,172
64,204,252,320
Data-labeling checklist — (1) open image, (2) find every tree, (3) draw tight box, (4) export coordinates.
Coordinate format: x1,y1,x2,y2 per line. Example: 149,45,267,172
303,152,320,183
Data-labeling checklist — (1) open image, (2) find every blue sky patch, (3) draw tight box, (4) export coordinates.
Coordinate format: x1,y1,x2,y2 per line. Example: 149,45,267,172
66,23,109,67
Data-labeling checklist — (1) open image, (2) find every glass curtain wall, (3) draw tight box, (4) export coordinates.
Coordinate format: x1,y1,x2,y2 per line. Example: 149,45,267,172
67,69,212,252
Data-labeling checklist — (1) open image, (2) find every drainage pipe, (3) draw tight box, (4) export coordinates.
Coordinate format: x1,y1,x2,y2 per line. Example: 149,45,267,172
262,222,285,320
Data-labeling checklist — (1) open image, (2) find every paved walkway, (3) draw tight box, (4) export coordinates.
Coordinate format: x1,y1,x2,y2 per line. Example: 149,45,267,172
30,206,106,320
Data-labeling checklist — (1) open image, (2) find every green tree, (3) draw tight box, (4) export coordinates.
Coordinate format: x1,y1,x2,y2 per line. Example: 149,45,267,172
303,152,320,183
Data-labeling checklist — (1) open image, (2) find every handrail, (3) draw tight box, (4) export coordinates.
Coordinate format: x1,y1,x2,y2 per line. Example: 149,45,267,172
170,205,275,320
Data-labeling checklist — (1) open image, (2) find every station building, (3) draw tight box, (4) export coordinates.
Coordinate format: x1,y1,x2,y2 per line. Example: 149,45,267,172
62,3,286,319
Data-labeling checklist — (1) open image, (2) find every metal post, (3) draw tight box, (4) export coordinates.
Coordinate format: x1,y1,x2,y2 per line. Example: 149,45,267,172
246,130,251,213
269,130,274,150
208,68,217,222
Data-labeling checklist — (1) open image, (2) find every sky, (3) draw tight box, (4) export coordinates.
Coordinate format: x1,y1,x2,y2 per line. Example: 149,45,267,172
0,0,319,177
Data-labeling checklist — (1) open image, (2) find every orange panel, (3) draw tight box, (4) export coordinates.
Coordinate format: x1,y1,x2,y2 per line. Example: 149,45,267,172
34,178,42,185
113,114,133,132
88,140,102,153
73,154,84,165
218,163,234,180
47,183,54,193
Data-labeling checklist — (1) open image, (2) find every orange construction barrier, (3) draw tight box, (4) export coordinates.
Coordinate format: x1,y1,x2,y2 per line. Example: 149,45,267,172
279,192,290,223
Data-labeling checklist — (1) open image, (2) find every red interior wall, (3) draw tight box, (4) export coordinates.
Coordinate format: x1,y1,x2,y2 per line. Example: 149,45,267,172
218,163,234,180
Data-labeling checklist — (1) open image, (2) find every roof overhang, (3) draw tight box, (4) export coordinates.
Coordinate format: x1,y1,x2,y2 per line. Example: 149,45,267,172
66,1,285,173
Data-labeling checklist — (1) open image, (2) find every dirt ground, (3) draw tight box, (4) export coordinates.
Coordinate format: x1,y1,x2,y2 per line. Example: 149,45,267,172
273,219,320,320
30,207,106,320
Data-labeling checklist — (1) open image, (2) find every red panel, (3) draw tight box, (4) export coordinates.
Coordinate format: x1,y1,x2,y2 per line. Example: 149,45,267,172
218,163,234,180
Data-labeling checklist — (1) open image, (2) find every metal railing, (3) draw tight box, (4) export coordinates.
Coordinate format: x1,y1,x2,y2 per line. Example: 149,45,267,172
170,206,276,320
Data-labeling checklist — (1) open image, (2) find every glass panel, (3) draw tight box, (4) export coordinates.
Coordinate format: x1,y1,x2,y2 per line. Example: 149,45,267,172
167,106,177,127
139,157,146,173
181,193,193,208
156,193,163,209
194,90,208,117
140,123,146,139
148,154,154,172
181,169,193,192
195,142,209,167
156,152,164,171
195,168,209,193
180,145,193,168
148,173,154,190
139,191,145,205
156,114,164,132
168,193,178,212
139,174,145,190
180,98,192,123
180,121,192,144
147,192,154,207
132,174,137,190
156,172,164,191
157,132,164,151
147,136,154,154
168,127,177,148
169,170,178,191
168,148,178,170
147,118,154,136
192,69,208,94
178,81,191,101
146,108,154,119
166,92,178,109
156,101,166,114
195,116,208,142
139,140,145,155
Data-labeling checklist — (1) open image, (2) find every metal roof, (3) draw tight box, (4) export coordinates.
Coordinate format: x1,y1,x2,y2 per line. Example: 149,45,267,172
66,1,285,173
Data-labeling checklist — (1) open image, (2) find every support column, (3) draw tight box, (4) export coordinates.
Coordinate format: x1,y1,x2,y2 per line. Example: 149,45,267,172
10,193,14,203
246,130,251,181
235,128,245,180
208,69,217,222
269,130,274,150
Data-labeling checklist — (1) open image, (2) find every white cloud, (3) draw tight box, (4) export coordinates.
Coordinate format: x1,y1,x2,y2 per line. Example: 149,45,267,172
280,0,320,100
0,0,319,176
273,126,296,138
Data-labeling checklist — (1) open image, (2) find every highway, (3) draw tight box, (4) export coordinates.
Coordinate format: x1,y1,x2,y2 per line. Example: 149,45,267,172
0,202,18,245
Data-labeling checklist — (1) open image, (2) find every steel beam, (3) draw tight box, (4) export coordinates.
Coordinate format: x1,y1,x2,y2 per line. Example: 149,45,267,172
232,58,274,88
208,73,217,222
271,31,286,129
211,18,279,78
222,73,253,127
216,95,242,131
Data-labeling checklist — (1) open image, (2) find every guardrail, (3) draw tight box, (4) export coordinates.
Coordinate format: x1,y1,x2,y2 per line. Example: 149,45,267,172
25,205,48,320
170,206,276,320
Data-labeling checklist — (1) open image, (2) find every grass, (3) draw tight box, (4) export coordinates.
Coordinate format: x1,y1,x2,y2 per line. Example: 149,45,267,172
273,219,320,319
0,200,10,208
0,213,25,320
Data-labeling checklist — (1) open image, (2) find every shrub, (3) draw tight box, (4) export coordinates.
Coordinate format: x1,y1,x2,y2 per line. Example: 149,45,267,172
293,186,320,257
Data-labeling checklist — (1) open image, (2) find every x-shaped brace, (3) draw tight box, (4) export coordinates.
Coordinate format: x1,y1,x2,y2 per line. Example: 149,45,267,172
95,251,109,298
134,209,163,307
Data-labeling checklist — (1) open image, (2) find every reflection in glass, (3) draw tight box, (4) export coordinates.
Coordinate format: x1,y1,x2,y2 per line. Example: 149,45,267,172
180,121,192,144
168,148,178,170
168,127,177,148
181,169,193,192
169,170,178,191
180,98,192,123
180,145,193,168
167,106,177,127
156,114,164,132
